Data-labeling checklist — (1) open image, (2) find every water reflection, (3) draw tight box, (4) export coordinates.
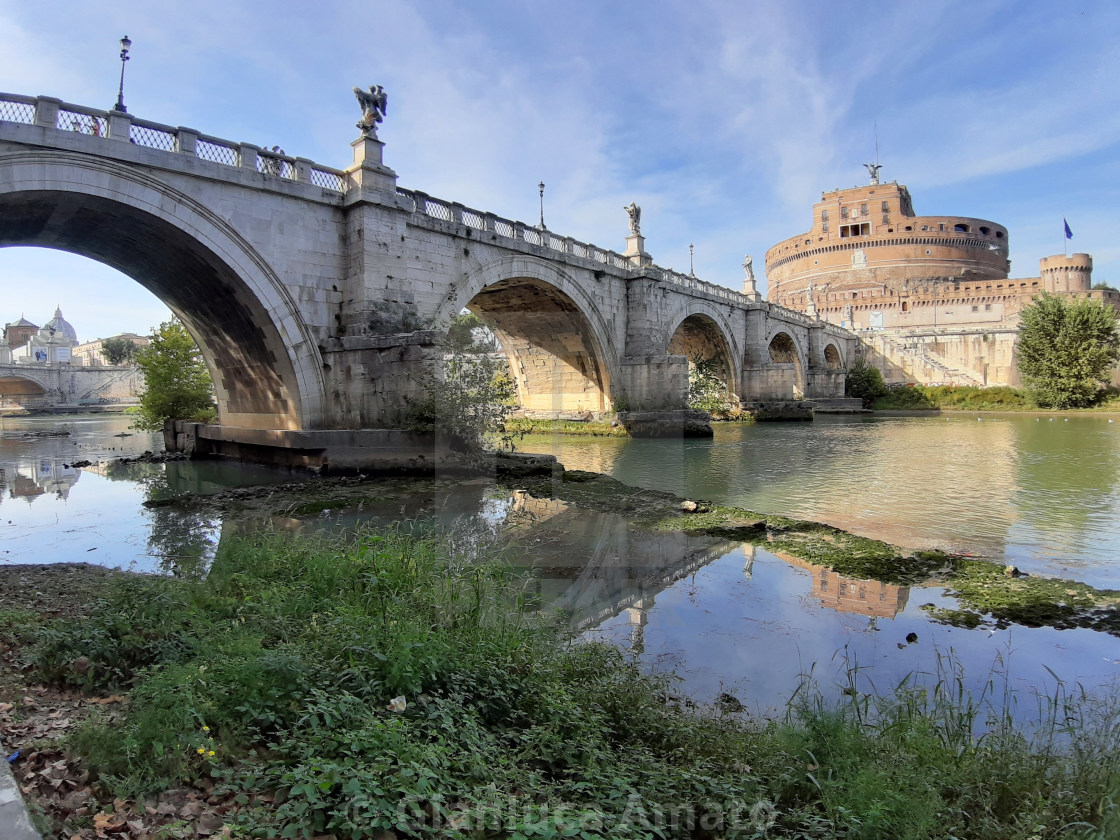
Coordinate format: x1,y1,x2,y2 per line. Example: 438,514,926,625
518,415,1120,587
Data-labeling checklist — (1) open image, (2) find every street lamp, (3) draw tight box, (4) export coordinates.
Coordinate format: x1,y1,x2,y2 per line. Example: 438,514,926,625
538,181,546,230
689,243,695,276
112,35,132,113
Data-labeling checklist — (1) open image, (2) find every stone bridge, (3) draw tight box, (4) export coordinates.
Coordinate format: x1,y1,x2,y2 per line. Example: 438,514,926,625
0,362,141,409
0,92,856,463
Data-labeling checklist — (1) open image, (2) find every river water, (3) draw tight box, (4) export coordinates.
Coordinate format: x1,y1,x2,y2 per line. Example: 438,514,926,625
4,412,1120,717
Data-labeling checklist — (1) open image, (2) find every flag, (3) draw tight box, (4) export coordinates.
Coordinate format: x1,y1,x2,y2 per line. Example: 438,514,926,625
1064,218,1073,239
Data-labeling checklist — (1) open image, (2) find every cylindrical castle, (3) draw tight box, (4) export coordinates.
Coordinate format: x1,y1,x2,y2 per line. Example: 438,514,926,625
765,181,1010,312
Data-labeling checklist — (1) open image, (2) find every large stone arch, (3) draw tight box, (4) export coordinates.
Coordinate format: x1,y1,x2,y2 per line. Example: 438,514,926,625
439,254,620,414
0,151,325,430
662,302,742,396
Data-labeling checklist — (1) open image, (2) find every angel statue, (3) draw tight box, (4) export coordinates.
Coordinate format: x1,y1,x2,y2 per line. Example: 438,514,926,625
742,254,755,284
863,162,882,185
624,202,641,235
354,85,388,137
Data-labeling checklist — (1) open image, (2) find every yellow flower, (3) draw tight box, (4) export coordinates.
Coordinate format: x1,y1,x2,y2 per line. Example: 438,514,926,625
208,750,216,757
197,748,205,755
202,726,210,732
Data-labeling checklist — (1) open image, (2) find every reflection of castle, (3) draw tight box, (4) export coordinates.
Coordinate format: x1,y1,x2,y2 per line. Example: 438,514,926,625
778,552,909,619
765,172,1120,386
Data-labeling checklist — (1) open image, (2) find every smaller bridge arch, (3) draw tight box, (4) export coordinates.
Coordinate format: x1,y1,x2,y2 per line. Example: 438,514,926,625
442,254,621,415
662,302,742,401
766,330,806,399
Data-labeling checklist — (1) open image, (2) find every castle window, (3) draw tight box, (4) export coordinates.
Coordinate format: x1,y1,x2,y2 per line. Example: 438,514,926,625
841,207,849,219
921,225,928,231
979,226,991,235
822,209,829,222
881,200,889,212
860,203,869,217
985,304,992,311
955,223,970,233
901,301,908,311
905,225,913,231
996,231,1005,238
972,305,979,312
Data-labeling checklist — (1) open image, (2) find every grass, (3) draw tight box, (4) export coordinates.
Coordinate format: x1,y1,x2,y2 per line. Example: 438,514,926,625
25,528,1120,839
500,417,631,437
873,384,1120,412
873,385,1038,411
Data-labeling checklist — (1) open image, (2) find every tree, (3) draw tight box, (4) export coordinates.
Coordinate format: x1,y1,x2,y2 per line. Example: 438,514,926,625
133,320,217,431
688,356,737,417
845,357,888,407
101,337,137,365
405,313,516,453
1016,293,1120,408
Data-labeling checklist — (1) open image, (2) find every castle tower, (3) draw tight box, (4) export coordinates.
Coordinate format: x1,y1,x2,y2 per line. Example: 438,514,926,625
1040,253,1093,293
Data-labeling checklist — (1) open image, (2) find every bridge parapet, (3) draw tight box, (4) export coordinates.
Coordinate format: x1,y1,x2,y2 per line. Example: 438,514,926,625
0,92,349,193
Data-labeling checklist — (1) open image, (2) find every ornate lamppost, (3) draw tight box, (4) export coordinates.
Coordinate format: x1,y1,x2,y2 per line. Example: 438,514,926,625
112,35,132,113
538,181,546,230
689,243,695,276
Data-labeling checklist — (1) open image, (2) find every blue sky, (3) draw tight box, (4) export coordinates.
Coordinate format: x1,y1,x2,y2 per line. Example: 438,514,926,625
2,0,1118,342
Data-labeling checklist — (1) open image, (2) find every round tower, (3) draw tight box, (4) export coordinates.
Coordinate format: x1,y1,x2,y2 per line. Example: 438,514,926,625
1040,253,1093,293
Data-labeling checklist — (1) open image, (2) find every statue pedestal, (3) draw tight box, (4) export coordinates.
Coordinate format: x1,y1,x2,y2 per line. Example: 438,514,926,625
345,135,398,193
624,233,652,268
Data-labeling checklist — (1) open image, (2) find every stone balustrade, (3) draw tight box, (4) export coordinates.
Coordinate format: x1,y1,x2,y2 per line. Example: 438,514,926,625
0,92,348,193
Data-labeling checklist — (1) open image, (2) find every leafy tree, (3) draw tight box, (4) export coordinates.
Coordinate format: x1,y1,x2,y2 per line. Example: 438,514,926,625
1016,293,1120,408
101,337,137,365
688,356,737,417
845,357,888,407
132,320,217,431
406,314,515,453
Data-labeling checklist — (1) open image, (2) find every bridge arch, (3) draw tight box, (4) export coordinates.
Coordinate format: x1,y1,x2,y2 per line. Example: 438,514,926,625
766,329,806,398
823,341,844,370
0,371,49,397
0,151,324,430
439,255,620,414
662,302,741,397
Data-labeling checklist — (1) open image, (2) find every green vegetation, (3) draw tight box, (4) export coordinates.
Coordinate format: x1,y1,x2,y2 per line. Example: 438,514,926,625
100,336,138,365
1016,292,1120,408
688,356,739,418
28,529,1120,839
132,319,217,431
844,357,888,407
872,384,1038,411
406,314,516,452
501,417,630,437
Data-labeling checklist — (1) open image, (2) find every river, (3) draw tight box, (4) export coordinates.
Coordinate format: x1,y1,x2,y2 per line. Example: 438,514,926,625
3,412,1120,717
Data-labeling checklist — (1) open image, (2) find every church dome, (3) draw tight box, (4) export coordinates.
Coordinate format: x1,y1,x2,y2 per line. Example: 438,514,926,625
39,307,78,344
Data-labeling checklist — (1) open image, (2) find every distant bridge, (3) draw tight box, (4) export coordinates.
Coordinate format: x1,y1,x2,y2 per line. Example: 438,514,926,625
0,92,856,461
0,362,140,408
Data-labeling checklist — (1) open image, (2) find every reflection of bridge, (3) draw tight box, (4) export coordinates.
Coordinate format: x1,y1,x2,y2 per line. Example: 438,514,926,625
508,493,910,630
1,93,856,464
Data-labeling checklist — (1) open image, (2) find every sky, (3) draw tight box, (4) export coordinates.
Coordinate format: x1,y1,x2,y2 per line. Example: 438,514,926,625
2,0,1119,342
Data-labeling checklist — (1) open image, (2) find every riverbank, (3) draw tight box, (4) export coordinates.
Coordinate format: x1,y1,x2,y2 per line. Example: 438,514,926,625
4,528,1120,839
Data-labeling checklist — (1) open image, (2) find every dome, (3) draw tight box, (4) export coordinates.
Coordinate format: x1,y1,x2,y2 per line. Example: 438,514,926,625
39,307,78,344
